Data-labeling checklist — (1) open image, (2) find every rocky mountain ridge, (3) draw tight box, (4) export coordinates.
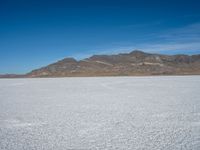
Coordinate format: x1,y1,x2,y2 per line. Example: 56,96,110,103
25,50,200,77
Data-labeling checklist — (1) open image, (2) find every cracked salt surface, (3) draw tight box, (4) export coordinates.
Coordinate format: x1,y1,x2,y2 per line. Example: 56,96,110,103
0,76,200,150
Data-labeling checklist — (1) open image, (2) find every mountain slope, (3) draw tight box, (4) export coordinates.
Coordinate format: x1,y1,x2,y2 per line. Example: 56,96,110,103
26,50,200,77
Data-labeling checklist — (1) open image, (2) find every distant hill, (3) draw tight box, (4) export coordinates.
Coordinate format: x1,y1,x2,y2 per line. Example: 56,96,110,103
24,50,200,77
0,74,25,78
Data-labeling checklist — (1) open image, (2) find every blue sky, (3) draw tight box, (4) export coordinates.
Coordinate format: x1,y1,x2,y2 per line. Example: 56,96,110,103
0,0,200,74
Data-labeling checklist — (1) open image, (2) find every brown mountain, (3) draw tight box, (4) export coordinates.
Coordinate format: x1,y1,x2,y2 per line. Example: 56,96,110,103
26,50,200,77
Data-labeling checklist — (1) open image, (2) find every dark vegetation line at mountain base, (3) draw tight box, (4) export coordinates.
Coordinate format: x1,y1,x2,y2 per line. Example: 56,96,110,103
1,50,200,78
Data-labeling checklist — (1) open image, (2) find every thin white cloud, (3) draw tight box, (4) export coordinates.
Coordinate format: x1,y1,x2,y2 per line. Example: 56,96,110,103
136,42,200,52
135,22,200,52
158,22,200,42
73,22,200,59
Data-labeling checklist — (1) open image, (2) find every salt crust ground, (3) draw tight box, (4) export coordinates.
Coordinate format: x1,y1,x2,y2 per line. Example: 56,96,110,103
0,76,200,149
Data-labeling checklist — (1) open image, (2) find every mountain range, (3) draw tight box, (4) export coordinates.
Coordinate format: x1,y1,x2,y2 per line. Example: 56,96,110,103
1,50,200,78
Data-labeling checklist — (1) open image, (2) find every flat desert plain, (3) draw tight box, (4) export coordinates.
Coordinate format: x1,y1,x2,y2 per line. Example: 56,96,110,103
0,76,200,150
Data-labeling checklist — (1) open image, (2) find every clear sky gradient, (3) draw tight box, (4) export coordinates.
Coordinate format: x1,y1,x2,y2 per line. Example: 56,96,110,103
0,0,200,74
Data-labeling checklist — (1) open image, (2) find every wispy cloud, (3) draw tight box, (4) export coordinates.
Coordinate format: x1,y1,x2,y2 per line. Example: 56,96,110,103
158,22,200,42
134,22,200,53
72,22,200,59
136,42,200,52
